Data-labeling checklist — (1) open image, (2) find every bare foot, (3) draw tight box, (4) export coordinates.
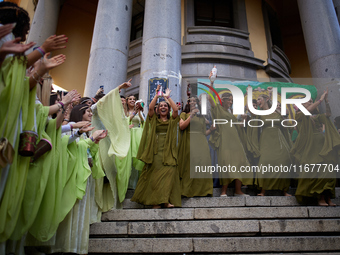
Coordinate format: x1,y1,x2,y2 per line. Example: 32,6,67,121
284,192,292,197
257,193,264,196
152,205,161,209
326,197,336,206
318,198,328,206
164,203,174,208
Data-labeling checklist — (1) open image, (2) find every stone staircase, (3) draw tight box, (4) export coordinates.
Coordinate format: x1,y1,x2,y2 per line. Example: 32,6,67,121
88,188,340,254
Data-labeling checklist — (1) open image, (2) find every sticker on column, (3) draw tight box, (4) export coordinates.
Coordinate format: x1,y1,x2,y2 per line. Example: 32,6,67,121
148,78,169,105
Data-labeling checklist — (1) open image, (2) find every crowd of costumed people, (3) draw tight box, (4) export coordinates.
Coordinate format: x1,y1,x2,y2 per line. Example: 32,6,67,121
1,2,340,255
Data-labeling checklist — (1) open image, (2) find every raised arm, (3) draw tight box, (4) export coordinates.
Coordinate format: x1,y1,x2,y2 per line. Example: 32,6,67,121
26,35,68,68
208,72,215,108
28,53,66,89
179,115,190,130
163,88,178,118
148,84,160,118
305,89,328,114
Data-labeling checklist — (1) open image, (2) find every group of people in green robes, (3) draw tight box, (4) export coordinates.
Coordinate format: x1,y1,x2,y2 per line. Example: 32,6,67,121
0,2,339,255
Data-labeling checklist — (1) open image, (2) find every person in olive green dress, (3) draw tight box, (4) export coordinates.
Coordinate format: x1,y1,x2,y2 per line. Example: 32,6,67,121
131,85,181,208
208,88,253,197
291,89,339,206
178,96,214,197
249,94,292,196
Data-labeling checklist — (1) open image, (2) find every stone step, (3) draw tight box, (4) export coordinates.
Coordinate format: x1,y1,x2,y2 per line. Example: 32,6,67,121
90,219,340,236
124,187,298,199
122,196,305,209
124,187,340,200
101,206,340,222
88,236,340,253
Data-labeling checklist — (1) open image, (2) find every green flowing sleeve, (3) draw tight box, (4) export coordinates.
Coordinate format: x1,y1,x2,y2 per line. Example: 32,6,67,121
208,105,221,150
290,112,310,164
137,114,157,164
97,87,130,159
163,115,180,166
319,114,340,162
10,104,50,241
246,117,261,159
86,138,105,179
76,139,93,199
0,56,36,243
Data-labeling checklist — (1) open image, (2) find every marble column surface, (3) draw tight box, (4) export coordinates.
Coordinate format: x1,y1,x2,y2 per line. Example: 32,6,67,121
298,0,340,119
26,0,61,51
139,0,182,113
84,0,133,97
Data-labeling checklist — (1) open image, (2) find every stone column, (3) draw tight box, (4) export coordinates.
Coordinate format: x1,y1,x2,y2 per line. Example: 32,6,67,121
139,0,182,112
333,0,340,24
84,0,133,97
298,0,340,118
26,0,61,49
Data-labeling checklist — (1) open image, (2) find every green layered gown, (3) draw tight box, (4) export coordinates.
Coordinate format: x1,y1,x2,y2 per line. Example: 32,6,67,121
291,112,340,204
209,105,253,186
131,114,181,207
178,112,213,197
0,56,35,243
248,113,292,192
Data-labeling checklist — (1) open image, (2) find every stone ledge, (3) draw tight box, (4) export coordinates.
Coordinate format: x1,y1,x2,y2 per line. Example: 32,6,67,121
193,236,340,253
194,207,309,220
308,207,340,218
89,238,193,253
90,222,128,235
102,208,194,221
128,220,259,235
260,219,340,233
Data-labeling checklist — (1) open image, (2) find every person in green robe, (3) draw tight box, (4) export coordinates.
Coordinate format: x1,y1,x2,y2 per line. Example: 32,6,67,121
131,85,181,208
119,94,145,190
291,89,340,206
208,90,253,196
178,96,214,197
248,94,292,196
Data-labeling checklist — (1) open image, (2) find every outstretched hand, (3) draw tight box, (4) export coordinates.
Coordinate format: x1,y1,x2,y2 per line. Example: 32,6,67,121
41,34,68,53
118,79,132,91
320,87,328,102
92,130,108,143
62,90,80,105
0,23,15,40
43,53,66,71
0,37,36,55
163,88,171,98
79,123,94,134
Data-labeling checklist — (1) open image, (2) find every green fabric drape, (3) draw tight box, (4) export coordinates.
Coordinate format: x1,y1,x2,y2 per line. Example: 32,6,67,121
208,105,253,186
131,114,181,207
291,113,340,203
0,56,35,243
178,112,213,197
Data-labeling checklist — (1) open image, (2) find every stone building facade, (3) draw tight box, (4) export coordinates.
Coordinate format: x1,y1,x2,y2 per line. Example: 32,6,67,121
25,0,340,117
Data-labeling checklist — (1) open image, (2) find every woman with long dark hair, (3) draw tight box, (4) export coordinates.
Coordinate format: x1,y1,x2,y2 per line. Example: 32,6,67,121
131,85,181,208
178,96,214,197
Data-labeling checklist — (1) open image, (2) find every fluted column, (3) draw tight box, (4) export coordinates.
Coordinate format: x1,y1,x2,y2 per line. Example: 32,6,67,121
26,0,61,50
84,0,133,97
139,0,182,112
298,0,340,118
